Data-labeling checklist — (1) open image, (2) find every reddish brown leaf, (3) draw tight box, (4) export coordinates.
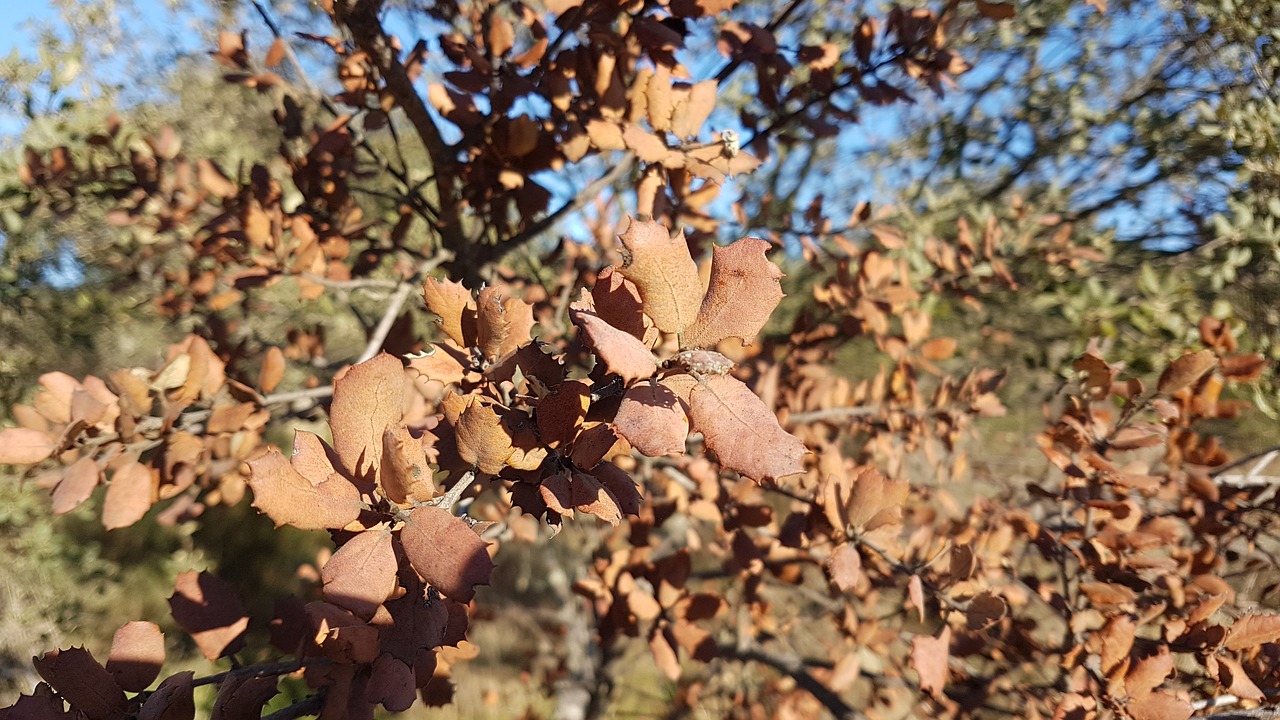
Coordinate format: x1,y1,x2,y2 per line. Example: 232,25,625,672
288,430,340,486
1158,349,1217,395
681,237,784,349
1126,647,1173,698
965,592,1007,631
380,428,436,506
687,375,807,483
106,621,165,692
400,506,494,603
569,308,658,383
168,570,249,661
649,625,681,681
536,380,592,449
612,383,689,456
306,602,379,663
0,427,56,465
52,456,100,515
257,347,286,393
616,219,704,334
407,342,469,388
907,574,926,622
1127,692,1190,720
246,450,363,530
103,461,156,530
138,671,195,720
422,278,475,348
210,674,278,720
452,396,515,474
322,526,398,619
910,626,950,697
1215,655,1264,701
975,0,1016,19
569,422,622,469
376,586,449,665
330,353,405,485
1225,613,1280,650
366,654,416,712
1098,614,1135,674
33,647,127,720
593,462,641,517
475,286,511,362
589,266,652,342
827,542,862,592
541,471,623,524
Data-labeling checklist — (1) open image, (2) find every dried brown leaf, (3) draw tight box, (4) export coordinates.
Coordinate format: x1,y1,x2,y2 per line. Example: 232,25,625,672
246,450,363,530
1127,692,1190,720
106,621,165,692
422,278,476,347
965,592,1007,631
681,237,784,349
322,527,398,619
540,471,623,524
366,654,416,712
1126,647,1173,698
1158,350,1217,395
688,376,806,483
168,570,249,661
910,626,950,697
1225,613,1280,650
52,457,100,515
103,461,155,530
453,396,515,474
827,542,862,592
138,671,195,720
210,674,278,720
330,353,405,485
475,287,511,362
400,506,494,603
622,124,674,163
258,347,286,393
1215,655,1263,701
612,383,689,456
593,462,641,517
33,647,127,720
616,219,703,334
536,380,592,449
0,427,56,465
569,307,659,382
380,428,436,505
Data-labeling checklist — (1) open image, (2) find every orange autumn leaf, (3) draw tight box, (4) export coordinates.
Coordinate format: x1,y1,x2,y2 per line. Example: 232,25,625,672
681,237,785,349
616,219,703,334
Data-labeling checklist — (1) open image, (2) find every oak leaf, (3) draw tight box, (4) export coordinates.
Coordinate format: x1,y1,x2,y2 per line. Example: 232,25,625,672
1127,692,1191,720
569,308,658,383
330,353,405,486
287,430,341,486
536,380,592,449
422,278,476,348
257,346,286,393
681,237,784,349
588,266,652,342
106,621,165,692
246,450,363,530
1158,349,1217,395
569,422,622,469
452,395,515,474
910,626,950,697
103,461,156,530
406,341,469,388
540,472,623,524
0,427,56,465
52,457,100,515
475,286,511,362
612,382,690,456
168,570,249,661
1225,613,1280,650
593,462,641,517
400,506,494,603
380,427,436,505
616,219,703,334
322,526,398,619
137,671,194,720
827,542,862,592
32,647,127,720
366,654,416,712
306,602,379,664
687,375,806,483
211,674,278,720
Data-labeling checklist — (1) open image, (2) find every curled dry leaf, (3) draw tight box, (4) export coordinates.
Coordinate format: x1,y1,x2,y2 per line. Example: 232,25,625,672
330,353,405,486
400,506,495,603
612,382,690,456
1224,613,1280,650
322,526,398,619
569,307,659,383
687,375,807,483
381,427,436,505
106,621,165,692
475,286,511,362
246,450,363,530
1157,349,1217,395
257,346,286,393
168,570,249,661
681,237,784,349
541,471,623,524
594,462,641,517
616,219,703,334
32,646,127,720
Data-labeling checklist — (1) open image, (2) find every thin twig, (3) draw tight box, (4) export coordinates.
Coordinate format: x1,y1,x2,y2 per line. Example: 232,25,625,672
263,695,327,720
191,657,326,689
428,470,477,511
501,154,636,251
357,281,415,363
722,641,860,720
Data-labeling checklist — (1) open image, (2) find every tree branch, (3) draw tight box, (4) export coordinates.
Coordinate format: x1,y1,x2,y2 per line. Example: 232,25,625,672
722,641,860,720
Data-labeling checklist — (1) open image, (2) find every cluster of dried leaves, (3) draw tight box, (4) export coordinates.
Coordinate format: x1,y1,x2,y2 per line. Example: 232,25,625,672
8,0,1280,718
